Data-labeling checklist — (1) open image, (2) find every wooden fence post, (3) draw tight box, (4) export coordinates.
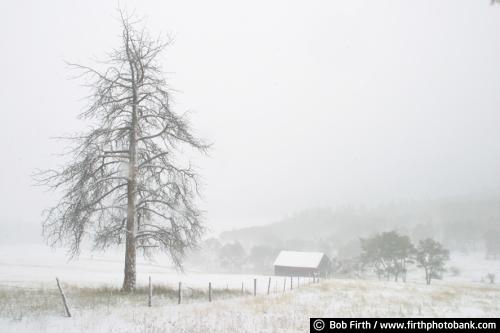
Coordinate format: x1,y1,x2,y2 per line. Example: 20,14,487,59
148,276,152,307
178,282,182,304
290,276,293,290
267,277,271,295
55,277,71,318
297,276,300,288
209,282,212,302
241,282,244,295
253,278,257,296
283,277,286,294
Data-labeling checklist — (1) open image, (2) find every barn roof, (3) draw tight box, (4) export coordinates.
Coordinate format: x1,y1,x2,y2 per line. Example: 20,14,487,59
273,250,326,269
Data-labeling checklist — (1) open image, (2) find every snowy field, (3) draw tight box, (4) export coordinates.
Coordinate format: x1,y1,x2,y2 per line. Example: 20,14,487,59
0,278,498,333
0,244,268,292
0,244,499,332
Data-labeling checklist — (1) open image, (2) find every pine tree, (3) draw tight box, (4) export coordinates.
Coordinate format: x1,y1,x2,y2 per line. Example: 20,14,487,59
35,12,209,291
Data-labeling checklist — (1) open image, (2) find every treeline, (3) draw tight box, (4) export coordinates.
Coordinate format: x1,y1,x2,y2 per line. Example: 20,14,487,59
186,239,281,274
188,226,500,281
220,199,500,257
187,227,499,286
335,230,499,285
187,231,451,286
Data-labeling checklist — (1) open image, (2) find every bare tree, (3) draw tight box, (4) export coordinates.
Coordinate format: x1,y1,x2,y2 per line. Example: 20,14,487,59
35,12,209,292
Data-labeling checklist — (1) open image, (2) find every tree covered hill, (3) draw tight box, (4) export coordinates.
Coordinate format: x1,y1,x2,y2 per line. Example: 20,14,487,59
219,195,500,254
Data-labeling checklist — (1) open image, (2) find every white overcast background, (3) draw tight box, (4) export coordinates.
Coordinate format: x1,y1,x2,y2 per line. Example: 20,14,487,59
1,0,500,235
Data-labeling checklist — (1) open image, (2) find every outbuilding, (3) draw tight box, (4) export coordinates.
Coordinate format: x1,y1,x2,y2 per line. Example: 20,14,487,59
273,250,331,277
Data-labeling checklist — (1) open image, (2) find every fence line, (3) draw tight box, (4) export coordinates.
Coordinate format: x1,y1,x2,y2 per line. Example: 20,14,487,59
146,273,322,306
1,274,323,318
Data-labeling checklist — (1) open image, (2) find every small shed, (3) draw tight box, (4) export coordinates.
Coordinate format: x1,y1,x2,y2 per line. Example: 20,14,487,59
273,250,331,277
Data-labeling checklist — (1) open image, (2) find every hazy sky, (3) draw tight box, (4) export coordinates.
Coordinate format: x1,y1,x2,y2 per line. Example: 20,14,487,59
1,0,500,234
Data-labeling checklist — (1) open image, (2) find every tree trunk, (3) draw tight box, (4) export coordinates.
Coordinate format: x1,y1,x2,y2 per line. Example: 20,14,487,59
122,106,138,291
122,211,136,292
402,260,407,282
122,40,138,292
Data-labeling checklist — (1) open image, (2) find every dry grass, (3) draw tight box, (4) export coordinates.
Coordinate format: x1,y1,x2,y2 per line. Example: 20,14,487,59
0,286,61,320
0,283,250,321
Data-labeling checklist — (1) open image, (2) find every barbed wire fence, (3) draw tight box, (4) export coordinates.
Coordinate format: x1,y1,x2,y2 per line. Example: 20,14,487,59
0,273,323,318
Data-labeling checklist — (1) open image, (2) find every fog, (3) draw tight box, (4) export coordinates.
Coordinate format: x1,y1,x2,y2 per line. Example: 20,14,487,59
1,2,500,330
1,0,500,237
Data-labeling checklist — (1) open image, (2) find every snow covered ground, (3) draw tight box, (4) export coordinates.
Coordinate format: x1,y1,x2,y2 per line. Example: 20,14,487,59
0,278,498,333
445,252,500,283
0,244,268,292
0,244,499,332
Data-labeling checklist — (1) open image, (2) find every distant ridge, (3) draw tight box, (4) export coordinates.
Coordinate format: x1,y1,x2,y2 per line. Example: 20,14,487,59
218,196,500,250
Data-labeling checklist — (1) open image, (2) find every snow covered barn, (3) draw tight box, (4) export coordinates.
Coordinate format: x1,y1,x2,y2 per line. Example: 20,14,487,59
273,251,331,277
